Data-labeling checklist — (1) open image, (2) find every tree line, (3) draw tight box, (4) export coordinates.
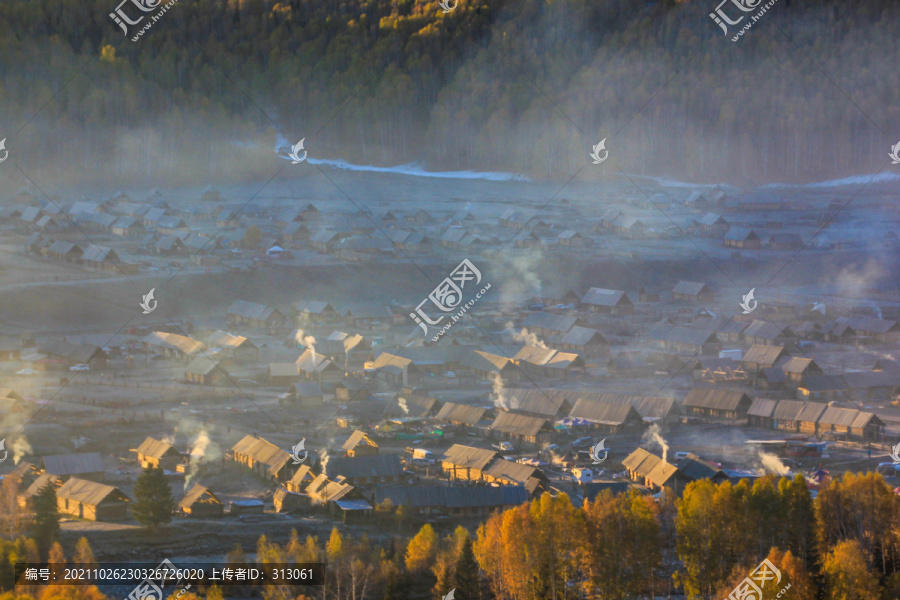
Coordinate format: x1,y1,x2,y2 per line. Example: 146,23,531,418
0,0,898,186
2,471,900,599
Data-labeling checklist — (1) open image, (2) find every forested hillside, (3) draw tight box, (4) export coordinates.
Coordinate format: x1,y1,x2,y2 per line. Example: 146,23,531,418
0,0,897,185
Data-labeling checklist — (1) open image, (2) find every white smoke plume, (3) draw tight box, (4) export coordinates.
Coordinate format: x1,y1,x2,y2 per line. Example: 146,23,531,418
176,419,221,490
497,249,544,306
491,372,509,410
504,321,548,349
758,452,790,476
398,397,409,415
12,437,32,465
642,423,669,464
294,329,317,357
834,260,885,300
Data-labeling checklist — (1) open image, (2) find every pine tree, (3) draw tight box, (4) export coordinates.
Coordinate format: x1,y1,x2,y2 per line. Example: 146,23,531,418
131,467,175,530
31,482,60,556
452,536,480,600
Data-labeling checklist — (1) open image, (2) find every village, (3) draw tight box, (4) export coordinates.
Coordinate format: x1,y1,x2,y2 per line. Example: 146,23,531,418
0,176,898,562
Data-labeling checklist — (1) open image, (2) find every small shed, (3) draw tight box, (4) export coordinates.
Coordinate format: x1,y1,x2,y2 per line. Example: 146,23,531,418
229,499,265,515
179,484,224,517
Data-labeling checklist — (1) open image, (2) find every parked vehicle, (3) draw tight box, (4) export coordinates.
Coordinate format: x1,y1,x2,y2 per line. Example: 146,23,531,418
493,441,515,453
411,449,436,464
571,467,594,484
572,437,594,449
69,364,90,372
16,368,36,376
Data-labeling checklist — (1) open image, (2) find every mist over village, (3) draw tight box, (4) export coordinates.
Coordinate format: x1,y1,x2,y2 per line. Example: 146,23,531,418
0,1,899,600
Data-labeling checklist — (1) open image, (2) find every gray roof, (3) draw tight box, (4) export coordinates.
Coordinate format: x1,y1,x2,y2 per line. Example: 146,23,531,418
112,216,138,229
179,484,222,509
836,316,899,335
295,301,338,315
482,459,545,484
724,227,759,241
231,435,292,476
48,240,80,255
522,312,579,334
504,389,570,417
80,244,118,263
489,412,553,438
747,398,778,418
323,454,403,480
677,454,726,482
588,393,681,420
341,430,378,452
697,213,728,226
227,300,281,321
743,321,786,340
818,406,881,428
683,388,751,411
772,400,808,421
568,399,643,426
57,478,129,506
459,350,514,373
185,356,223,376
795,402,827,423
650,324,718,346
581,288,630,307
135,437,180,460
782,357,818,374
559,326,606,347
842,370,900,390
40,452,104,475
742,345,788,366
672,281,711,296
443,444,500,471
436,402,487,425
800,374,847,392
